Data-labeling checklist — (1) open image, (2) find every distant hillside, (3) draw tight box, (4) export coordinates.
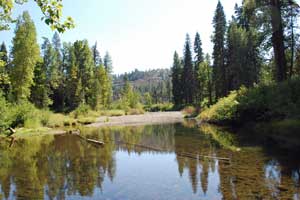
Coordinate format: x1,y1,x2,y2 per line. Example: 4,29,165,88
113,69,172,103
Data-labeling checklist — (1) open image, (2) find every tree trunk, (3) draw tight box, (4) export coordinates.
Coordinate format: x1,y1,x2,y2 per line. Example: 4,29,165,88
270,0,287,82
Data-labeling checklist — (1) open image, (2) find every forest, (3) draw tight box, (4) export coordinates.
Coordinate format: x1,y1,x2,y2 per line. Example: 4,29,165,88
171,0,300,126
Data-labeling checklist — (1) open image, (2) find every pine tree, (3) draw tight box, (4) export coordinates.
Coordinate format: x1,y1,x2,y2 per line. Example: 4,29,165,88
194,32,204,65
11,11,40,102
183,34,194,105
194,32,204,104
73,40,94,106
51,32,65,110
212,1,227,100
0,42,10,97
92,42,102,67
30,60,52,109
171,51,183,106
104,51,113,74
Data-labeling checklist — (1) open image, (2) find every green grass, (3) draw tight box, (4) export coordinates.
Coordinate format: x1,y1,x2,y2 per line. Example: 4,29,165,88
100,109,125,117
144,103,174,112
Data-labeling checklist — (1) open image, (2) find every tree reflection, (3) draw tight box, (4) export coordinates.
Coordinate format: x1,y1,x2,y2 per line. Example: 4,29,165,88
0,123,299,199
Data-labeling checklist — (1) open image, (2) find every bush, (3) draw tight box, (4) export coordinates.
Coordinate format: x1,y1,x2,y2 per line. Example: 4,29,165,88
0,93,12,133
144,103,174,112
71,103,91,118
100,110,125,117
127,108,145,115
199,78,300,125
200,91,239,124
10,102,40,128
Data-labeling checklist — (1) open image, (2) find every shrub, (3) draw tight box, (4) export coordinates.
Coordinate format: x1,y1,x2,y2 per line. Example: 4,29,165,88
71,103,91,118
199,78,300,125
100,110,125,117
145,103,174,112
127,108,145,115
200,91,239,124
0,93,12,133
10,102,40,128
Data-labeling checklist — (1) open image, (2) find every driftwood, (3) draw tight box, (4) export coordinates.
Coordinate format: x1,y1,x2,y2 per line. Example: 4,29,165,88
86,139,104,145
7,127,16,137
70,130,104,146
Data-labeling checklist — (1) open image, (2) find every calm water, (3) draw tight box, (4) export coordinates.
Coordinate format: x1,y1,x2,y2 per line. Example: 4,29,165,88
0,122,299,200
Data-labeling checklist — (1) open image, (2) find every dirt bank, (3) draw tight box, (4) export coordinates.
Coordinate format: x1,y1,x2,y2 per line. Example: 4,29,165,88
87,112,184,128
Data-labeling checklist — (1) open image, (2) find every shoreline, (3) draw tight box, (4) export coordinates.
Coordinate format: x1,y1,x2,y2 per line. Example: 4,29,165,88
87,112,184,128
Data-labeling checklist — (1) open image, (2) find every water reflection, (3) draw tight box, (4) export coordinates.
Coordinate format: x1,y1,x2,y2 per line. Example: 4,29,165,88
0,123,299,199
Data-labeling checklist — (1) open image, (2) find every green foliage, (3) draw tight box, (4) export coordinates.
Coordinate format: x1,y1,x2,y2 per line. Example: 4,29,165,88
71,103,91,118
144,103,174,112
183,34,194,104
212,1,227,99
77,117,96,125
100,109,125,117
0,0,74,32
0,92,11,132
119,74,142,110
11,11,40,102
171,51,183,106
200,78,300,124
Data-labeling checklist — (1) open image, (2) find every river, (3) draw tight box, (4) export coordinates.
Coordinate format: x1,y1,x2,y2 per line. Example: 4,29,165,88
0,121,299,199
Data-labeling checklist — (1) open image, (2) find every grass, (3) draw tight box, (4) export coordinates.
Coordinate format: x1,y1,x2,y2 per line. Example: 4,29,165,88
126,108,145,115
100,109,125,117
144,103,174,112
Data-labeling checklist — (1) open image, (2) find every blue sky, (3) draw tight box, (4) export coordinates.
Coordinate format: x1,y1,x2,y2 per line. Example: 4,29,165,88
0,0,242,74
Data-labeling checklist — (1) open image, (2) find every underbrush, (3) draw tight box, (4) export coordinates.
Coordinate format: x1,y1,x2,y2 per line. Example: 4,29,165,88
144,103,174,112
199,78,300,125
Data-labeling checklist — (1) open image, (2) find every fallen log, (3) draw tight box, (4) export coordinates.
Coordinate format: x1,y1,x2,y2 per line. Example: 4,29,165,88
86,139,104,146
7,127,16,137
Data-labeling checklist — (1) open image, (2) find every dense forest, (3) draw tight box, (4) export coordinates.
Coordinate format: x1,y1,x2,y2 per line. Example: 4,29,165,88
172,0,300,124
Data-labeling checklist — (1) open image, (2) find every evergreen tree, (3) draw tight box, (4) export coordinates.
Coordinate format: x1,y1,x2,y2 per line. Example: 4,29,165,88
171,51,183,106
98,65,111,108
197,54,213,106
51,32,65,110
30,60,52,109
73,40,94,106
92,42,102,67
194,32,204,65
104,51,113,74
0,42,10,97
212,1,227,100
194,32,204,103
182,34,194,105
10,11,40,102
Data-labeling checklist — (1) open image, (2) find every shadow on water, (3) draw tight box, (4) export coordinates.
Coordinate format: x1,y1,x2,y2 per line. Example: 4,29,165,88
0,120,299,199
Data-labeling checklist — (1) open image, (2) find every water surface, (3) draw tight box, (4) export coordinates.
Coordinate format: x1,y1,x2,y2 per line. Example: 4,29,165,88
0,122,299,199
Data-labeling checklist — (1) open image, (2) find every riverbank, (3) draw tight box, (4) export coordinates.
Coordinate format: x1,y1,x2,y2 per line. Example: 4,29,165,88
199,78,300,126
0,112,184,138
88,112,184,127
